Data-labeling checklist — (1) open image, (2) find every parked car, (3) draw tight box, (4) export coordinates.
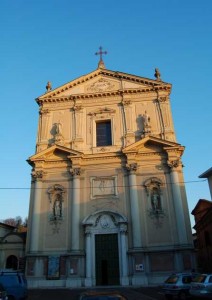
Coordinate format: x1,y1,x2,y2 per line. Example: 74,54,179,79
190,273,212,298
79,291,127,300
0,270,27,300
162,272,197,300
0,283,8,300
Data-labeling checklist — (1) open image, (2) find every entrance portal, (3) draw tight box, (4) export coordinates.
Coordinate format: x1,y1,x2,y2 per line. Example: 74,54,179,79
95,234,119,285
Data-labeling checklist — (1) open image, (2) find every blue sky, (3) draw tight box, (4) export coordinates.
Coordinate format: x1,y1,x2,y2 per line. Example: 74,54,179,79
0,0,211,228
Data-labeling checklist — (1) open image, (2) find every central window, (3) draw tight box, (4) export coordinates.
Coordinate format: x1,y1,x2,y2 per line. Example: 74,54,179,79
96,120,112,146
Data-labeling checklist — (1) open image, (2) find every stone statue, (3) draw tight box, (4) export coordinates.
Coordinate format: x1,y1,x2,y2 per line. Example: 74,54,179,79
154,68,161,80
151,189,160,211
46,81,52,92
55,122,62,135
53,194,62,218
143,111,150,127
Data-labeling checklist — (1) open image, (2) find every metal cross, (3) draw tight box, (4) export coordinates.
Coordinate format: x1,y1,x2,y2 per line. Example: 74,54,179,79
95,46,107,61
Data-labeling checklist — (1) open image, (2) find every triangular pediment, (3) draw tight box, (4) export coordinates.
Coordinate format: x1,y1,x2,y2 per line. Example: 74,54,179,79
37,68,171,102
123,136,183,154
27,144,83,164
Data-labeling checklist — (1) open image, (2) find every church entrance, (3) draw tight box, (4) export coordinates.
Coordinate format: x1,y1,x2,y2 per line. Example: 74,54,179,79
95,233,120,285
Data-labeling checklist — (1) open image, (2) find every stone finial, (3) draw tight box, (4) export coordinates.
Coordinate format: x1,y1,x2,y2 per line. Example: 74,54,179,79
46,81,52,92
154,68,161,81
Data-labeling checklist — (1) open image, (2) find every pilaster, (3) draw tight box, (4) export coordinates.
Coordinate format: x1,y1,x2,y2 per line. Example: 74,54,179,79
70,167,81,251
126,163,142,248
30,170,45,252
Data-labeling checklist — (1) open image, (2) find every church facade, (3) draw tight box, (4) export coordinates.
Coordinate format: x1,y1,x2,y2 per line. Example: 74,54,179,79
26,57,195,288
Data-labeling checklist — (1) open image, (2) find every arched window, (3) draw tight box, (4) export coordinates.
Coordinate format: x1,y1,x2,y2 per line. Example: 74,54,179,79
6,255,18,270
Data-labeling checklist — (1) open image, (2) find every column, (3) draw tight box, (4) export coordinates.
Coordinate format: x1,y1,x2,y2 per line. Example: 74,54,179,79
85,229,92,286
169,161,187,244
70,167,81,251
30,171,44,252
120,224,129,285
127,163,142,248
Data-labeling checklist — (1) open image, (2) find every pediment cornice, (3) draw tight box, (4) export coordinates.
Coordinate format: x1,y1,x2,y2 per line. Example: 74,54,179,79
36,68,171,105
122,136,184,155
27,144,83,164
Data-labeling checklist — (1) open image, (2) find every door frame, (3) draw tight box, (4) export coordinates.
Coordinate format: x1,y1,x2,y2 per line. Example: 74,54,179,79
83,210,129,286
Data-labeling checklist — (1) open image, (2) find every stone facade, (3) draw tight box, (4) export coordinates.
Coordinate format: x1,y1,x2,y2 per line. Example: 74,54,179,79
26,61,195,287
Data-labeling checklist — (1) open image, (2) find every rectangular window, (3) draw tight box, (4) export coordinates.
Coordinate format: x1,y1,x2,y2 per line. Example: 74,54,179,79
96,120,112,147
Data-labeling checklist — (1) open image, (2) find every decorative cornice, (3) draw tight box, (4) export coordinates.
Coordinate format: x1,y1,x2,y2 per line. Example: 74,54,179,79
36,87,171,105
88,107,116,116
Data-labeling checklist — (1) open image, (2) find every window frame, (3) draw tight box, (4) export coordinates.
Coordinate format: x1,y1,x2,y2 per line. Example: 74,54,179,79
96,119,112,147
92,117,114,148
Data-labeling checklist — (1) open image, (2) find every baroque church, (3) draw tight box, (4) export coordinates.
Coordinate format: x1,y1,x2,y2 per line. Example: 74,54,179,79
26,50,195,287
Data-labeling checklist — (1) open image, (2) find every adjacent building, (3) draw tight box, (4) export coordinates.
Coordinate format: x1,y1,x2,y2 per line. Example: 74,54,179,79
0,222,26,271
192,168,212,272
25,56,195,287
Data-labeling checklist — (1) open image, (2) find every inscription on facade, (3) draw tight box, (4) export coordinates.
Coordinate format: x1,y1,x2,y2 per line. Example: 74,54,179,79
90,176,117,198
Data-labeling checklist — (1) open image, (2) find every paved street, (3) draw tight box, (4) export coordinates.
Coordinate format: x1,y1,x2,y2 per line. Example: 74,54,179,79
28,287,164,300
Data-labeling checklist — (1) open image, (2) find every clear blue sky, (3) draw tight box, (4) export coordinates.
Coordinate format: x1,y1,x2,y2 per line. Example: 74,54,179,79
0,0,211,228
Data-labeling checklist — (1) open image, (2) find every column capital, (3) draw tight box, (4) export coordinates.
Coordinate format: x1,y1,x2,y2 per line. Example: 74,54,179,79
167,159,181,169
121,99,131,106
39,108,49,115
70,167,81,177
126,163,137,173
85,227,92,236
120,223,127,234
31,170,45,181
73,105,83,112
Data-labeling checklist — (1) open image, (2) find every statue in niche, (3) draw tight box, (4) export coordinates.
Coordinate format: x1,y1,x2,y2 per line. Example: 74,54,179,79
55,122,62,135
53,193,62,219
143,111,150,127
141,111,151,138
151,188,161,211
52,121,64,145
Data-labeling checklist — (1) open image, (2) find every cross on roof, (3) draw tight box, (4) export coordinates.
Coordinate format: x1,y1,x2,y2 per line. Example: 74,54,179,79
95,46,107,61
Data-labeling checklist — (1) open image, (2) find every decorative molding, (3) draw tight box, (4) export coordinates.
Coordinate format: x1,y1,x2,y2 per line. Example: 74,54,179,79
86,78,116,93
36,85,171,105
47,184,66,230
144,177,163,196
144,177,165,226
88,107,116,116
90,176,118,199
